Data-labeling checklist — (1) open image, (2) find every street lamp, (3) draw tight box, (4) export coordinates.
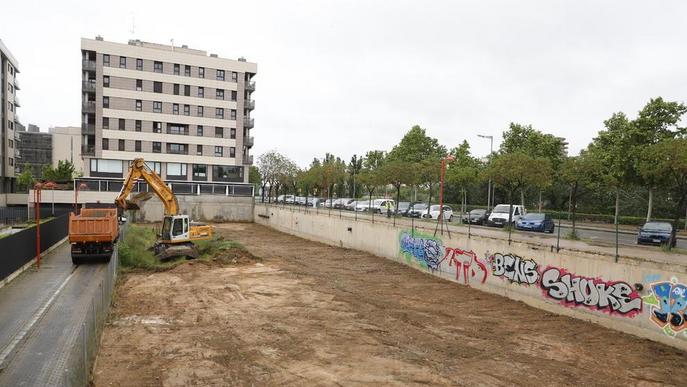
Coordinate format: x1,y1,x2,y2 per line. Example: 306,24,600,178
477,134,494,209
43,181,57,216
435,155,455,237
74,181,89,215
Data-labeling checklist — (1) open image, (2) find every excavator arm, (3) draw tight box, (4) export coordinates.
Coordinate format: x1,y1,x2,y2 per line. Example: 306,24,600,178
115,158,179,215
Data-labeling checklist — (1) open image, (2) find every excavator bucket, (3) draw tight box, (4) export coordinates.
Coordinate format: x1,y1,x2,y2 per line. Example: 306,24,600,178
124,192,154,211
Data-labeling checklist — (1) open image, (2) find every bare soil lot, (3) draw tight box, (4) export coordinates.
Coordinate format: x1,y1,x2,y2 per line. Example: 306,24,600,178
94,223,686,386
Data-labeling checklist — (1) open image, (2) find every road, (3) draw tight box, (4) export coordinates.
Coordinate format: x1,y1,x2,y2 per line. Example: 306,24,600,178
0,242,113,386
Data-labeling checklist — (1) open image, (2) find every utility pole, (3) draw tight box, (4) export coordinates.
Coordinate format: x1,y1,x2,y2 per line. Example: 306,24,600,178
478,134,494,209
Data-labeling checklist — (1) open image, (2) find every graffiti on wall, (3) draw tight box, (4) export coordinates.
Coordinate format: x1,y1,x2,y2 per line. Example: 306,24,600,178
398,230,487,285
489,253,539,285
540,267,643,317
642,278,687,338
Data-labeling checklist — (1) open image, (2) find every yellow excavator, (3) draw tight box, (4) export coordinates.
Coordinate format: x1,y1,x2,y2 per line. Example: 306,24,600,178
115,158,213,259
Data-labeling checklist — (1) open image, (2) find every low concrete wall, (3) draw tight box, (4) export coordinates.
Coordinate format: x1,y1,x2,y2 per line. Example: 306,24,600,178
255,204,687,351
137,195,253,222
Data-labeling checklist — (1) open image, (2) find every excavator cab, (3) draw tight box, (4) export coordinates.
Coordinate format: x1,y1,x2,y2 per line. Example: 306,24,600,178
161,215,191,243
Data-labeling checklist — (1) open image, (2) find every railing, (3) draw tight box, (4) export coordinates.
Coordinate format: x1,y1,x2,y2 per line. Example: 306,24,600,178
82,144,95,156
82,101,96,113
245,136,254,147
74,177,254,197
82,123,95,134
82,81,96,93
245,99,255,110
244,117,254,128
13,78,19,90
245,81,256,91
82,60,96,71
13,96,20,107
242,155,254,165
166,129,189,136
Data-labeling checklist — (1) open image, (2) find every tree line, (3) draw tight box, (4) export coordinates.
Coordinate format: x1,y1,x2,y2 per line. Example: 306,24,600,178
253,97,687,231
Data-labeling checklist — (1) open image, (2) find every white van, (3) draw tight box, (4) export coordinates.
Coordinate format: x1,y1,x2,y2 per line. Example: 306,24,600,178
487,204,526,227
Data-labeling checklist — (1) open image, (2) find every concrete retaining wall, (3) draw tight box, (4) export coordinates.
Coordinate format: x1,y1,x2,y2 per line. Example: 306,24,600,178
137,195,253,222
255,204,687,351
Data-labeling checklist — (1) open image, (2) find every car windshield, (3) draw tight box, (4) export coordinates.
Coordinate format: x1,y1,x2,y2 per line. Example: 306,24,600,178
643,222,672,232
430,205,441,211
412,203,427,210
470,209,486,215
398,202,410,209
493,205,510,213
522,213,546,221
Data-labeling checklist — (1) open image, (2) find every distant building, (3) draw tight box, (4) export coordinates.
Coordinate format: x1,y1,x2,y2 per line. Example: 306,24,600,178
15,130,52,177
27,124,39,133
80,37,257,182
0,39,20,193
50,126,83,174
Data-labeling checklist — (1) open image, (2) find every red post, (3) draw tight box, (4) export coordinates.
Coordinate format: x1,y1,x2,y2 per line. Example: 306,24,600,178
438,155,455,224
34,183,42,269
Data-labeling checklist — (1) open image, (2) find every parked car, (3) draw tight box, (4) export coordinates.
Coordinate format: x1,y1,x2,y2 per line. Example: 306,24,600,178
354,201,370,212
306,197,322,207
334,198,355,209
407,203,429,218
487,204,526,227
277,195,295,204
396,201,411,216
637,221,676,247
294,196,306,205
356,199,395,213
323,199,335,208
462,209,490,225
344,200,359,211
427,205,454,221
515,213,555,233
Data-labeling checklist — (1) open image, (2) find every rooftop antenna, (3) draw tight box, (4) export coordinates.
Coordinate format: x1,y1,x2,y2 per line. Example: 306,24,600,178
170,38,174,51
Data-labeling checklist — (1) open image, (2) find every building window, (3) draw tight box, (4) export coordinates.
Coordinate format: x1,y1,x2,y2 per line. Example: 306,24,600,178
230,128,236,139
184,85,190,96
152,142,161,153
230,147,236,158
8,139,13,148
153,101,162,113
8,158,13,167
103,117,109,129
197,106,204,117
197,125,204,136
118,139,125,151
167,163,187,178
119,118,125,130
230,109,237,120
136,79,143,91
102,138,109,150
231,90,237,101
215,108,224,119
183,104,190,116
145,161,162,175
135,100,142,111
213,165,243,182
91,159,124,175
136,58,143,70
198,87,204,98
232,72,238,82
173,84,179,95
154,81,162,93
8,102,13,112
193,164,207,180
154,61,163,73
103,76,110,87
168,124,187,135
153,122,162,133
135,140,141,152
135,120,142,132
214,146,223,157
198,67,205,78
168,143,187,154
119,56,127,68
197,145,203,155
103,54,110,66
173,63,180,75
216,69,225,81
216,89,224,100
103,96,109,108
8,120,13,130
184,65,191,77
173,104,179,115
215,127,223,138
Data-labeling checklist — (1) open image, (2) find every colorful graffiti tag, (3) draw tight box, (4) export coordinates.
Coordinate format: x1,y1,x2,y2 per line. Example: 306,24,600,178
643,278,687,338
540,267,643,317
398,230,487,285
489,253,539,285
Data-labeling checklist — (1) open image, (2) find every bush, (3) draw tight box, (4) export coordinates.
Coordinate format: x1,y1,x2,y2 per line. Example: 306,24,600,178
118,225,160,269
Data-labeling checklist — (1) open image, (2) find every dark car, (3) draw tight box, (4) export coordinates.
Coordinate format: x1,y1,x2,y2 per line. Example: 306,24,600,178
515,213,555,233
462,209,490,225
637,221,676,247
397,201,411,216
407,203,429,218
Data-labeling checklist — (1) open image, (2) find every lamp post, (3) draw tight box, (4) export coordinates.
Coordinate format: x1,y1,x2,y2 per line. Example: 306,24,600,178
44,181,57,216
74,181,89,214
33,183,43,269
477,134,494,209
434,155,455,237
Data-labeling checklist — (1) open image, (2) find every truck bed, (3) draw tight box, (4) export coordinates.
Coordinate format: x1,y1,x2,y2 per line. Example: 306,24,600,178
69,209,119,244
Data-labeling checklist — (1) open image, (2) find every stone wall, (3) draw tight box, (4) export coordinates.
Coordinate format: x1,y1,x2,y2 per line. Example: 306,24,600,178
136,195,253,222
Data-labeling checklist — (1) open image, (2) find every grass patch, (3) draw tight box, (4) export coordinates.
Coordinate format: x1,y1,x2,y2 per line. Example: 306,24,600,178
118,224,247,271
566,231,581,240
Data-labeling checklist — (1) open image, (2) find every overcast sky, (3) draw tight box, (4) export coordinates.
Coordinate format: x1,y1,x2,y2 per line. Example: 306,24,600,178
2,0,686,167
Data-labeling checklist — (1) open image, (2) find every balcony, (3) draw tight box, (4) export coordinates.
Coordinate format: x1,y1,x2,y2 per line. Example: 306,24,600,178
245,99,255,110
245,81,256,92
242,155,254,165
82,122,95,134
13,78,19,90
244,117,254,129
82,81,96,93
82,59,96,72
82,144,95,156
245,136,254,148
13,96,20,107
82,100,96,113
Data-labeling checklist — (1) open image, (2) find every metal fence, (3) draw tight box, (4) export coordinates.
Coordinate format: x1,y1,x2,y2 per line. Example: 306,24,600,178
0,206,73,226
74,177,254,197
61,223,123,386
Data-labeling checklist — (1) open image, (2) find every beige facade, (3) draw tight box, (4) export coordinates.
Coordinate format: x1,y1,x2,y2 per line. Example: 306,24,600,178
80,37,256,183
50,126,83,174
0,39,19,193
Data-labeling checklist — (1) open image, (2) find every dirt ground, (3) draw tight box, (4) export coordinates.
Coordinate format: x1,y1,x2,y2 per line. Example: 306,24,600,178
94,223,687,386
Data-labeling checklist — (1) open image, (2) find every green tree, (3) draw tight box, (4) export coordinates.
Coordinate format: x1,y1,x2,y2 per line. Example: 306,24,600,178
257,150,288,202
347,154,364,198
387,125,447,163
249,165,262,188
42,160,76,182
560,152,603,236
16,165,35,192
446,140,483,213
378,160,417,215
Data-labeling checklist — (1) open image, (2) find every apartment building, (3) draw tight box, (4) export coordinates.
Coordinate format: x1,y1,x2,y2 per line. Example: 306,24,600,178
80,37,256,183
0,39,20,193
50,126,83,174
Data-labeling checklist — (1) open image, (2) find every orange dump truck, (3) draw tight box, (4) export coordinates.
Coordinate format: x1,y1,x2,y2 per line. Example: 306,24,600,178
68,208,119,264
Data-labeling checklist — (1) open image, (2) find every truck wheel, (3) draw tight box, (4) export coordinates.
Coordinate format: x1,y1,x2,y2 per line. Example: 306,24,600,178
72,256,83,265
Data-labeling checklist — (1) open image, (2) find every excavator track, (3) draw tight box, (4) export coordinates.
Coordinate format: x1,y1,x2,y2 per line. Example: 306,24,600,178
154,242,199,260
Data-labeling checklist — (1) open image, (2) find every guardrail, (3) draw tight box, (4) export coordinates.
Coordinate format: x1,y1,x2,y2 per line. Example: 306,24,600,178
75,177,254,197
